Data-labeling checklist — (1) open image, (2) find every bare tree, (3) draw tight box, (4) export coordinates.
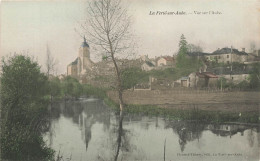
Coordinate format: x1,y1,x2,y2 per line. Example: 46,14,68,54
45,44,58,78
250,42,256,53
187,44,203,53
82,0,133,112
81,1,134,160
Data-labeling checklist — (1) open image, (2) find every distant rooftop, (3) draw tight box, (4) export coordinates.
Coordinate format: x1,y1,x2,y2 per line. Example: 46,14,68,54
187,47,248,56
145,61,155,67
212,47,248,55
69,58,78,65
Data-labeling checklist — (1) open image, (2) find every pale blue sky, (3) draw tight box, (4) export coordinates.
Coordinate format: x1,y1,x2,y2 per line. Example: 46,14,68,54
1,0,260,74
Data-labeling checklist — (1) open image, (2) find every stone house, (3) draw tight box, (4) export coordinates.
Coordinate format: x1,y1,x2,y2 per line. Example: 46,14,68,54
157,56,175,66
187,72,218,88
205,47,248,64
175,77,189,87
141,61,156,71
207,66,250,84
188,47,249,64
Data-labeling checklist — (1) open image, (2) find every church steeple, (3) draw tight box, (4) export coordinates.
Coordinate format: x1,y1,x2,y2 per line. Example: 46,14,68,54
81,36,89,48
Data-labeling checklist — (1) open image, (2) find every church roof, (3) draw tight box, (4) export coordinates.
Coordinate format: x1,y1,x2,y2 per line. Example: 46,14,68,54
69,58,78,65
81,36,89,48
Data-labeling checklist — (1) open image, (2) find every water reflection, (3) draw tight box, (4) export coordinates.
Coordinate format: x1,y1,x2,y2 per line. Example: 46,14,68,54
165,121,205,152
46,99,260,161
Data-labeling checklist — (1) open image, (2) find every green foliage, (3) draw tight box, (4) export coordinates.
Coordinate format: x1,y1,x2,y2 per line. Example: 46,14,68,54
178,34,188,53
121,67,149,89
249,63,260,90
176,34,203,69
1,55,48,107
82,84,108,99
120,66,200,89
148,67,196,81
48,77,61,98
61,76,83,98
1,55,54,160
102,55,109,61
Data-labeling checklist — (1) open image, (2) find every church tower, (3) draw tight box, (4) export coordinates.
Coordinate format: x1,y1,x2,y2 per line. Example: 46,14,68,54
77,36,91,75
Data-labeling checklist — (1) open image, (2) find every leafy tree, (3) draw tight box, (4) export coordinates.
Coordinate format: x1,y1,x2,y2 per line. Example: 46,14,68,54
187,44,203,53
176,34,202,70
121,67,149,89
62,76,83,98
0,55,54,160
48,77,61,99
176,34,189,68
249,63,260,90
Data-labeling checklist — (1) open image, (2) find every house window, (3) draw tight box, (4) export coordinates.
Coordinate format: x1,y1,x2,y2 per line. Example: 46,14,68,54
218,56,220,59
227,61,230,64
227,55,229,58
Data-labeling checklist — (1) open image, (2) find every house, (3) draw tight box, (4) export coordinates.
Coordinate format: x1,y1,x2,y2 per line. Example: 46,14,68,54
157,56,175,66
175,77,190,87
141,61,156,71
150,77,173,90
188,47,249,64
188,72,218,88
207,66,250,84
140,55,150,62
205,47,248,64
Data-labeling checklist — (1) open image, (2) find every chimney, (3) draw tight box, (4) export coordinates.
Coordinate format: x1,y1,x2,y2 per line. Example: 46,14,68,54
242,48,245,52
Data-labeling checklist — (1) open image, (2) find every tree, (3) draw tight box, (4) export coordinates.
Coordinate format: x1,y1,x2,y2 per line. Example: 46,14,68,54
45,44,57,78
249,63,260,90
250,42,256,53
83,0,133,112
176,34,188,68
48,77,61,99
1,55,53,160
82,1,133,160
179,34,188,54
62,76,83,98
121,67,148,89
176,35,203,69
187,44,203,53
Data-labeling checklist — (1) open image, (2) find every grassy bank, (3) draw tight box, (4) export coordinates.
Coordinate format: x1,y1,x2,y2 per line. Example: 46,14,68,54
53,81,259,124
84,86,259,124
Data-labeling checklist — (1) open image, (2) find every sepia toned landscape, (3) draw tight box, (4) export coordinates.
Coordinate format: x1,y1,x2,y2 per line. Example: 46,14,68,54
1,0,260,161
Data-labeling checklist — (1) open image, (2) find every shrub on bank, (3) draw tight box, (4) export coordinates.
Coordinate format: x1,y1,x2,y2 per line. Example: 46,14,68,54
1,55,54,160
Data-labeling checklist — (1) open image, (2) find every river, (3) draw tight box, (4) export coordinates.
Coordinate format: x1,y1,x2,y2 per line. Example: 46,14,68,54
45,98,260,161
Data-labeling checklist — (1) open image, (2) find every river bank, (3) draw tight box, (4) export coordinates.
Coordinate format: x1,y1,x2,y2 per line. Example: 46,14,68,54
57,85,260,123
107,90,260,112
104,90,260,123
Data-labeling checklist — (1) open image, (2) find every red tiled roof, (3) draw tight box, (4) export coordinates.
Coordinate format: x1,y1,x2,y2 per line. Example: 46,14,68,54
163,56,174,61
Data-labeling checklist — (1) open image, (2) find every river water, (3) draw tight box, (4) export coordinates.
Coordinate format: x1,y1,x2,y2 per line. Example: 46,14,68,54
45,98,260,161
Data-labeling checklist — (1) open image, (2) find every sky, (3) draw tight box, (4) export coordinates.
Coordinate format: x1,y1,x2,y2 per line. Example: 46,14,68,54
1,0,260,74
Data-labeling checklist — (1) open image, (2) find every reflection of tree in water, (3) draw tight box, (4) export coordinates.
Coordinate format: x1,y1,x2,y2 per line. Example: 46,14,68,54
166,121,206,152
96,112,141,161
247,129,255,147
